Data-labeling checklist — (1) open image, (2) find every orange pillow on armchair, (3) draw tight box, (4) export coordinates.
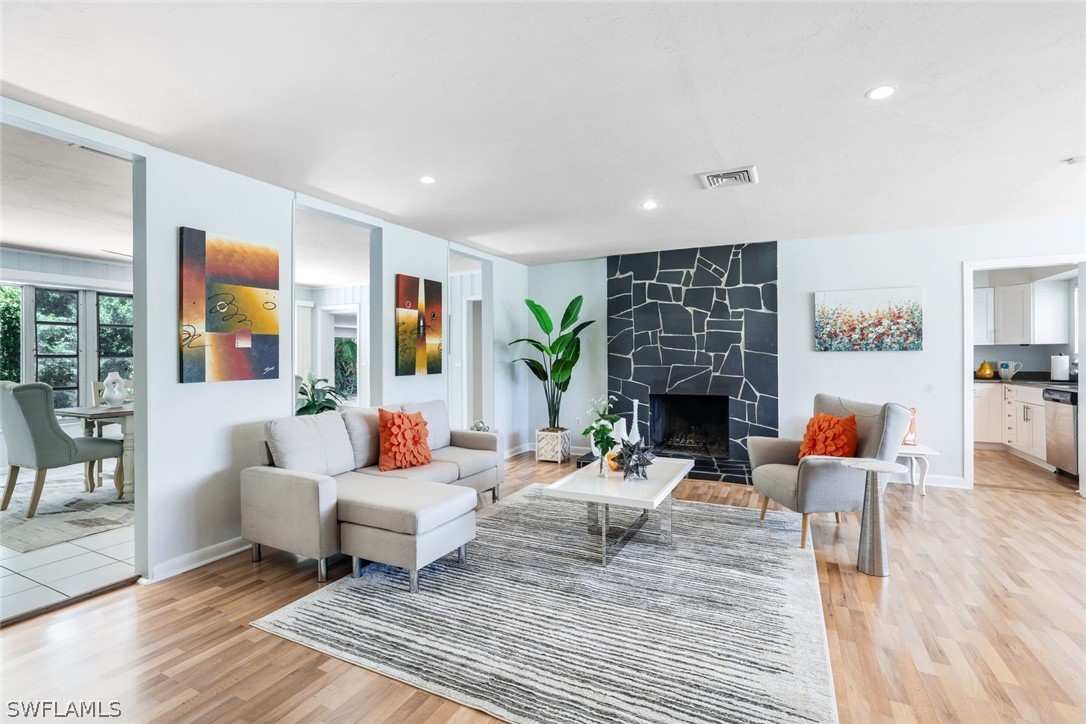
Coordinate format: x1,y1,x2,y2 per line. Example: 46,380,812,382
378,408,432,471
798,413,858,459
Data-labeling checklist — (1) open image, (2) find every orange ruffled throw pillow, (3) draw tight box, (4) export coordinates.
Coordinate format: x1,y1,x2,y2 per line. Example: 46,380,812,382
798,413,858,459
378,408,432,472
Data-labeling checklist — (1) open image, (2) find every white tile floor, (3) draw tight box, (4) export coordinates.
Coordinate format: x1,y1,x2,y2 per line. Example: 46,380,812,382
0,525,136,621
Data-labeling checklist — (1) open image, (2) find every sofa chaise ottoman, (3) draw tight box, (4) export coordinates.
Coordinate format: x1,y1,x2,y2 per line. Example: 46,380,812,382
241,400,500,590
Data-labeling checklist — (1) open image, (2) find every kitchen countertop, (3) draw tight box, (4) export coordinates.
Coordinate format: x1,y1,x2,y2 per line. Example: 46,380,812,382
974,378,1077,391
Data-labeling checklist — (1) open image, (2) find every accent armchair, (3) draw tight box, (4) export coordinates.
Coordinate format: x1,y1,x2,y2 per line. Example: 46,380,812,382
0,382,124,518
748,393,911,548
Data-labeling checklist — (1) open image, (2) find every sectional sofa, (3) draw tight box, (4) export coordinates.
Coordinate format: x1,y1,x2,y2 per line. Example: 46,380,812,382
241,400,503,591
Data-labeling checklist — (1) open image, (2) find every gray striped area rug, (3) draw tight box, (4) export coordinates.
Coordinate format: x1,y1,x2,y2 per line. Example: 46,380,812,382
252,486,838,723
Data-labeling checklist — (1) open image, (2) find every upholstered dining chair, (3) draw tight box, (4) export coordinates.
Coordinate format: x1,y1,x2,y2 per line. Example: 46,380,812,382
0,382,123,518
748,393,911,548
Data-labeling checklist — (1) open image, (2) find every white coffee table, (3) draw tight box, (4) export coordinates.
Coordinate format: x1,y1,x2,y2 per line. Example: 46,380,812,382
540,457,695,565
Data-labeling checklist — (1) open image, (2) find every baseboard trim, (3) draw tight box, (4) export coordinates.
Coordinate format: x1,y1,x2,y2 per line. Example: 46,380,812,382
148,536,249,583
1006,448,1057,472
506,444,533,459
886,474,968,490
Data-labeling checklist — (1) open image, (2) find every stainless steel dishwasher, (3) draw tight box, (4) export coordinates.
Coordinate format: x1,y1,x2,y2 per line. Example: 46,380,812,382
1043,388,1078,476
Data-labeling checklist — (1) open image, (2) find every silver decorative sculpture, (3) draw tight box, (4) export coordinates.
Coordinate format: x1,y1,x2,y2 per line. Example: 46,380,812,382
471,420,490,432
616,438,655,480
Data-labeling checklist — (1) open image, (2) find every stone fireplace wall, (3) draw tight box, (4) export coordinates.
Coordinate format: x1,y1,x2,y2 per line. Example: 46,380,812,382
606,241,778,483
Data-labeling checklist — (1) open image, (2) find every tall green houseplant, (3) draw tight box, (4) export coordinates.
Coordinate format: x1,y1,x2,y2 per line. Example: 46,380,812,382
510,296,594,430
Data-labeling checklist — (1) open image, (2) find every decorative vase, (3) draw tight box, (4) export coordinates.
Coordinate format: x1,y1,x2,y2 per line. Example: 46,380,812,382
597,453,608,478
536,428,571,463
628,402,642,445
976,361,995,379
102,371,126,408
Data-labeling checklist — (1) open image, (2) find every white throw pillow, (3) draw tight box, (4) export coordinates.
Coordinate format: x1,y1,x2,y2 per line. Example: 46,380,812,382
265,411,355,477
402,400,452,450
341,406,383,469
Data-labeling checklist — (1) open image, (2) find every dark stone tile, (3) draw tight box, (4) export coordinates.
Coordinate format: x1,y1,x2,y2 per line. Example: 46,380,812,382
621,377,651,400
743,310,777,353
682,287,715,312
710,299,731,320
762,281,777,312
610,394,633,417
712,354,726,374
607,293,632,318
728,285,762,310
632,301,660,331
725,258,742,287
672,287,683,302
661,348,696,366
729,395,747,418
756,395,778,430
698,244,734,270
705,330,741,353
610,327,633,356
633,282,647,308
660,304,693,335
646,283,671,302
607,315,632,340
741,241,777,285
607,256,620,278
692,309,708,333
609,273,632,297
682,270,693,287
632,345,661,366
634,331,652,349
619,252,659,281
721,344,744,375
659,334,695,350
668,367,711,394
694,351,712,367
659,247,699,270
709,374,742,397
692,265,723,287
608,353,632,380
739,380,758,402
749,423,777,438
656,269,685,285
707,318,743,332
744,350,778,396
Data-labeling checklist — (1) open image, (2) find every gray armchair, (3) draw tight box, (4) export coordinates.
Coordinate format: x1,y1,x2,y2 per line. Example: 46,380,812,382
748,393,911,548
1,382,123,518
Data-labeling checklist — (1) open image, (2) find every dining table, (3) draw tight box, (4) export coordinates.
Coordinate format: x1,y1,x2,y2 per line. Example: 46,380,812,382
54,403,134,501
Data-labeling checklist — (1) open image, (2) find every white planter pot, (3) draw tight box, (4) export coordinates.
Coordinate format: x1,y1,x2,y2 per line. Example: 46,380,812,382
536,428,571,463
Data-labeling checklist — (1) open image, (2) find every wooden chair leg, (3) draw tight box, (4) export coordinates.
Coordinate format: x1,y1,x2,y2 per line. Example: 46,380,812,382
84,460,96,492
758,494,769,521
800,513,810,548
2,466,19,510
26,469,48,518
835,511,843,524
114,454,125,500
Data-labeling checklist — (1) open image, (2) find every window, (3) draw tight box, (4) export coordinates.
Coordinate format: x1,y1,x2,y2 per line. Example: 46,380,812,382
34,288,80,408
0,285,21,382
97,293,134,379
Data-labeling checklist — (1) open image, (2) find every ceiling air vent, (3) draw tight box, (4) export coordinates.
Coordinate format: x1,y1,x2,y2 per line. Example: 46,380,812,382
697,165,759,190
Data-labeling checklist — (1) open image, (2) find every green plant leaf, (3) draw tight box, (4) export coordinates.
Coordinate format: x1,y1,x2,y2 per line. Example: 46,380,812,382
508,337,551,357
565,319,594,342
515,357,548,382
549,331,572,357
559,295,584,331
561,337,582,367
524,299,553,336
551,358,574,384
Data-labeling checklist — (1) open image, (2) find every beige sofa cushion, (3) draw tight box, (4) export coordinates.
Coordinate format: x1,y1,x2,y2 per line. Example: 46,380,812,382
402,400,451,450
336,472,476,535
341,406,383,469
359,460,460,484
265,412,355,477
430,446,501,478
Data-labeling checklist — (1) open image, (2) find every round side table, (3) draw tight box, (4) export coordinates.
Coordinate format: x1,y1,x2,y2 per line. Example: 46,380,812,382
844,459,908,577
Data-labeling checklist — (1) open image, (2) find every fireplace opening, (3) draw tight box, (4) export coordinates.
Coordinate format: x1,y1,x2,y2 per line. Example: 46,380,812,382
648,393,729,458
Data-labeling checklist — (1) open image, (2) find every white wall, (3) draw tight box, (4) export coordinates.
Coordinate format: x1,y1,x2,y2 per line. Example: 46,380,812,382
525,259,609,451
140,148,295,579
0,247,133,292
778,217,1085,487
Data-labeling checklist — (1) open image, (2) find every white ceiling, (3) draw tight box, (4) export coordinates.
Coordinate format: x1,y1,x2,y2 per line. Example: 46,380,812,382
1,124,132,261
2,3,1083,265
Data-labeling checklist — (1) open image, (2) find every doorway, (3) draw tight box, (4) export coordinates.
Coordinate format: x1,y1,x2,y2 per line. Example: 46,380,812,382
448,252,485,428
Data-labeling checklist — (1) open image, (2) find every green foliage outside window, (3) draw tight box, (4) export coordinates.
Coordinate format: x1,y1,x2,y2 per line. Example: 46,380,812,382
335,337,358,399
0,286,21,382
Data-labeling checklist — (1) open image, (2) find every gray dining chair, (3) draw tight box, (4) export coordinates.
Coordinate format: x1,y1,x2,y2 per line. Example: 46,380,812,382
748,393,912,548
0,382,124,518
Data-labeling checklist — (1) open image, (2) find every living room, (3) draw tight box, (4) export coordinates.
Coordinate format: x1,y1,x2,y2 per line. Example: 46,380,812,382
1,3,1084,722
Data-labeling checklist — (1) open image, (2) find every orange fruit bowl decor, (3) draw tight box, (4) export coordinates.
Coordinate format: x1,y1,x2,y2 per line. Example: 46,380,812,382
605,450,621,471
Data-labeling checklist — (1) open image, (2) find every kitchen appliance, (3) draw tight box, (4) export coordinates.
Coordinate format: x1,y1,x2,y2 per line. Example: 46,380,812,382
1050,354,1071,381
997,360,1023,380
1043,388,1078,476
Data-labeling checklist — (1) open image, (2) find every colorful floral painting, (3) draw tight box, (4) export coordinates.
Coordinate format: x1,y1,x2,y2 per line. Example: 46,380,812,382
814,287,923,352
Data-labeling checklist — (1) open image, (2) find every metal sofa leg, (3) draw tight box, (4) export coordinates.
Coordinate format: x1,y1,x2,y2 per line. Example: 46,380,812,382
351,556,362,578
251,542,262,562
492,484,501,502
409,569,419,593
318,558,328,582
458,544,467,565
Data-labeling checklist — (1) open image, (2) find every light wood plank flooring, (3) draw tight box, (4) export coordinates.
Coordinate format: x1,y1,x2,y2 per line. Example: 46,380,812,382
1,453,1082,722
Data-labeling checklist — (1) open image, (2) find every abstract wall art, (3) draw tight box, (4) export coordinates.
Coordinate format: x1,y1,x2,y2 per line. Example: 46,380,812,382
180,226,280,382
814,286,923,352
395,273,442,376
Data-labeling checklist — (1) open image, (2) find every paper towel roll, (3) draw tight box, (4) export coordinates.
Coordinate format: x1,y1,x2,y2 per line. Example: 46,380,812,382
1051,355,1071,381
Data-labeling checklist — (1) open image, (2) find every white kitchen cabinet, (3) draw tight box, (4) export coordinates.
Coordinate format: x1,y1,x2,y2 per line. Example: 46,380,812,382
1024,403,1047,460
973,383,1002,443
973,287,995,344
1001,385,1048,461
991,281,1070,345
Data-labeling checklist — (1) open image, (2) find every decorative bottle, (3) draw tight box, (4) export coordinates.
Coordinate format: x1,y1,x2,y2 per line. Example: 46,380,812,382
102,371,126,408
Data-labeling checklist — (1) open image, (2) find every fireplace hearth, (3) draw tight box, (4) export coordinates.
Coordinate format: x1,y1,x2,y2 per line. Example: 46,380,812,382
649,394,729,458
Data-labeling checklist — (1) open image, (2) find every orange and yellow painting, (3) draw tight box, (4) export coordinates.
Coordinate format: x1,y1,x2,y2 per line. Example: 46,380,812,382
180,227,279,382
395,273,442,376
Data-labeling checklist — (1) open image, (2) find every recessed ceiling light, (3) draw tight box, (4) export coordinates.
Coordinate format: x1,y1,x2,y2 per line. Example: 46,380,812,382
865,86,896,101
420,176,436,184
640,199,659,210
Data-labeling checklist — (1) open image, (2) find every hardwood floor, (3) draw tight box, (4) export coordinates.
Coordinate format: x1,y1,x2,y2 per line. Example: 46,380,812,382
1,453,1083,723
